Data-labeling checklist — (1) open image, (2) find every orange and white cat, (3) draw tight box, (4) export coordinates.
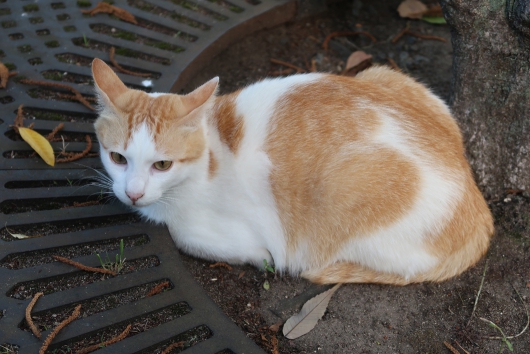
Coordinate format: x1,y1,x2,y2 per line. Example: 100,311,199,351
91,58,493,285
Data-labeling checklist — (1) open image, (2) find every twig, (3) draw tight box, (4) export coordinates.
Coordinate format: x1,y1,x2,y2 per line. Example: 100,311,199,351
506,189,528,195
481,285,529,340
46,123,64,141
209,262,233,271
467,260,488,327
161,341,184,354
270,59,306,73
387,58,401,72
12,104,25,133
109,47,151,77
57,93,97,102
40,305,82,354
391,22,410,43
61,200,100,209
26,292,44,339
443,341,461,354
146,281,170,297
81,2,137,24
455,341,470,354
322,31,377,50
53,255,116,276
20,79,95,111
269,68,294,76
56,135,93,163
75,324,131,354
392,24,447,44
405,30,447,43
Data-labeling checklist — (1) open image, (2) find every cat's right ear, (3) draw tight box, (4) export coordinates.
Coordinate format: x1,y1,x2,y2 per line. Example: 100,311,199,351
91,58,128,108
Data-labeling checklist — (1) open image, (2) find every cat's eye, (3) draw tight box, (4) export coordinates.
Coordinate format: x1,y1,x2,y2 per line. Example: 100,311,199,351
110,152,127,165
154,160,172,171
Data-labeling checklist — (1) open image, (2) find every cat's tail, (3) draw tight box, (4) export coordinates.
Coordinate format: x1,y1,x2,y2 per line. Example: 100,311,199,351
301,263,413,285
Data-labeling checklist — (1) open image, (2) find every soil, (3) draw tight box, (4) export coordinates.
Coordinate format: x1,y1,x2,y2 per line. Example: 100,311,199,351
175,1,530,353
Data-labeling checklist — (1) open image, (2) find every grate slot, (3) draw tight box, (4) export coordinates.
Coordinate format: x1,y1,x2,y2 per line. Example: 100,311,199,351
126,0,212,32
1,234,149,269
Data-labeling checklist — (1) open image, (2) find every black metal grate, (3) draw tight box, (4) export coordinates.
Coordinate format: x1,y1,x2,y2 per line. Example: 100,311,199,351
0,0,296,352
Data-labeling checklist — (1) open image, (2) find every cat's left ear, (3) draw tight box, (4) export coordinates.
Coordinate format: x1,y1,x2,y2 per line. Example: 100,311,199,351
181,77,219,115
91,58,129,108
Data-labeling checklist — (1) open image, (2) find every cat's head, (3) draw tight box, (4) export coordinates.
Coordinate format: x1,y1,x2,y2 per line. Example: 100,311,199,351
91,58,218,208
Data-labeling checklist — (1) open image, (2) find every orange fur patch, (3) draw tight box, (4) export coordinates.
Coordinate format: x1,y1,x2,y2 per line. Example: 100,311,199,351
212,93,245,154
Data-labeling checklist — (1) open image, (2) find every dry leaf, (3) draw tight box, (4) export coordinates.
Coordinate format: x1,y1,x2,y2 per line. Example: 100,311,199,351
283,283,341,339
343,51,373,76
398,0,428,19
18,127,55,166
238,271,245,279
0,61,10,89
269,320,283,333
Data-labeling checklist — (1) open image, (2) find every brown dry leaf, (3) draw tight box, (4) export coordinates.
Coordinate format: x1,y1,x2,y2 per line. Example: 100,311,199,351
398,0,428,19
238,271,245,279
343,51,372,76
527,283,530,288
18,127,55,166
0,62,9,89
282,283,341,339
269,320,283,333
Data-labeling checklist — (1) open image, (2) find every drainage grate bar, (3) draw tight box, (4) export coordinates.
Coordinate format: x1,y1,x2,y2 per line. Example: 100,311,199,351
0,204,130,226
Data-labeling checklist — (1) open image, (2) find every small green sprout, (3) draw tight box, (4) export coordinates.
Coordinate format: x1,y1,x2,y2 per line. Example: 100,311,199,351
263,259,274,273
96,239,126,273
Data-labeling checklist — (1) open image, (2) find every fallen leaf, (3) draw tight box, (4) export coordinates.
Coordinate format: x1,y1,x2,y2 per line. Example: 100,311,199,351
0,63,8,88
398,0,428,19
271,335,279,354
238,271,245,279
18,127,55,166
422,16,447,24
526,283,530,288
6,227,32,239
283,283,342,339
343,51,372,76
269,320,283,333
263,280,270,290
0,61,10,89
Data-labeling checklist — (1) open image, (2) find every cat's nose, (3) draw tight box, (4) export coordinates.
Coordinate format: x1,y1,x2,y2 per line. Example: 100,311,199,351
126,191,144,203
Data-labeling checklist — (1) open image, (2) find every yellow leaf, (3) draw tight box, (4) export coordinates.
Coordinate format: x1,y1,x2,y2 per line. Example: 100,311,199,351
18,127,55,166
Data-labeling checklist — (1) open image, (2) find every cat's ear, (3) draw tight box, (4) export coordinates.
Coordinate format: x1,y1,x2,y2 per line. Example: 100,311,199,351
181,77,219,115
91,58,128,108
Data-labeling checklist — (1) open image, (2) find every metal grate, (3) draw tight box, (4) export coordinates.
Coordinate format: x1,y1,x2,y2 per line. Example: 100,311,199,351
0,0,296,352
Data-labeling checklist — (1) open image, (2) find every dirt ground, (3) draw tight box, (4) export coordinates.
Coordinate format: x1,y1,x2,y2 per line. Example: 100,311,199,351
179,1,530,353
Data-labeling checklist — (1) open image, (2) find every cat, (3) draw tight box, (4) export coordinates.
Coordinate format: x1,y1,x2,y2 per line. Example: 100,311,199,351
91,58,494,285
